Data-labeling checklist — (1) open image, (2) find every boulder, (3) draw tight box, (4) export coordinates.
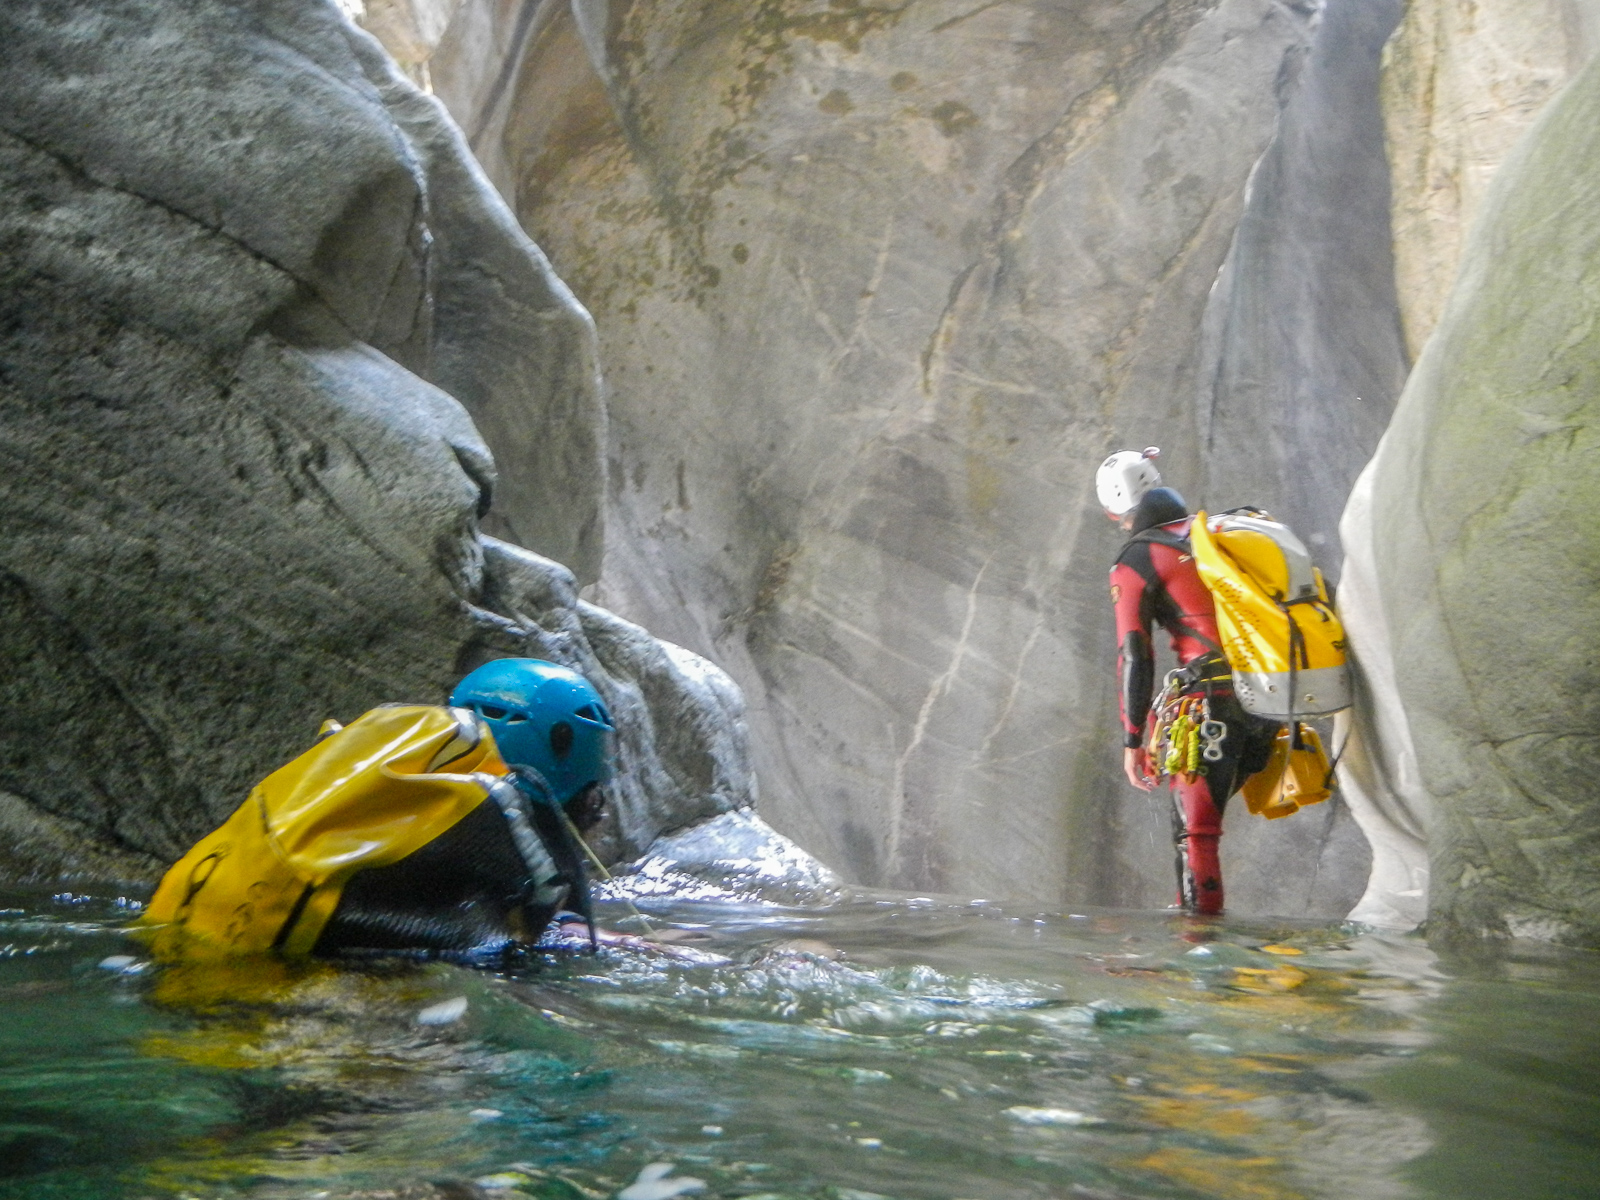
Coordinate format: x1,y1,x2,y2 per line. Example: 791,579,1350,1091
350,0,464,76
1340,54,1600,944
611,808,842,906
0,0,746,880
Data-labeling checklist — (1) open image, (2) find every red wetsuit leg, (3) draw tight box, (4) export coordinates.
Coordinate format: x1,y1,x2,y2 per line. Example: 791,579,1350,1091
1173,772,1225,914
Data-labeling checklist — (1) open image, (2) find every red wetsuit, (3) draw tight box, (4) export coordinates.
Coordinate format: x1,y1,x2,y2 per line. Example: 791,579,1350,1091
1110,517,1270,914
1110,517,1220,745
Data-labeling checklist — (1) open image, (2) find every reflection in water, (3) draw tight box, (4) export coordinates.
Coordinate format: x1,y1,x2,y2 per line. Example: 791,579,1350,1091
1,884,1597,1199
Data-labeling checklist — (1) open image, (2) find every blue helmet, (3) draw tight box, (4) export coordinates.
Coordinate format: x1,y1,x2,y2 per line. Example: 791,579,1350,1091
449,659,615,804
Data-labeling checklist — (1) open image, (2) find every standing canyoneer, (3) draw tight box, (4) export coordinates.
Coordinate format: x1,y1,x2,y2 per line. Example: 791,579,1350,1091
1097,449,1280,913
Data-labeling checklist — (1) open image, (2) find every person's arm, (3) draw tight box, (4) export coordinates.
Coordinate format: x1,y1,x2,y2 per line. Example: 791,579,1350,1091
1111,560,1157,791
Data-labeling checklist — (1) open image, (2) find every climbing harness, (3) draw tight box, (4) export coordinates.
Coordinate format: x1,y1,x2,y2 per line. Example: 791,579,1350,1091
1143,648,1236,784
1146,670,1229,783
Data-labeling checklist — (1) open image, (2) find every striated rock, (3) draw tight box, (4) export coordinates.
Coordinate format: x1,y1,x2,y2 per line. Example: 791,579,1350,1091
1198,0,1407,569
1341,55,1600,944
1381,0,1600,361
397,0,1402,916
0,0,746,880
361,38,610,582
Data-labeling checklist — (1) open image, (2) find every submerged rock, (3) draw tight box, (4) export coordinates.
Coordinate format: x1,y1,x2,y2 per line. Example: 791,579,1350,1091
1340,55,1600,944
611,808,841,905
0,0,749,878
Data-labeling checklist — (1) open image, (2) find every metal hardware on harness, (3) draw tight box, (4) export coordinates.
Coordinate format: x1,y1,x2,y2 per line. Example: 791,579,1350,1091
1146,681,1227,783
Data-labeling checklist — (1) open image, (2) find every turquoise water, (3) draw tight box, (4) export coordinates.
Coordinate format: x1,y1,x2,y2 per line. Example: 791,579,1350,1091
1,885,1597,1199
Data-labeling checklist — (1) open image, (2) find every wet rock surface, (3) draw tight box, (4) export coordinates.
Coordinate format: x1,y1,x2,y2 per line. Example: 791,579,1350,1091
472,539,758,860
1196,0,1407,571
0,0,745,877
403,0,1401,916
23,0,1597,940
612,808,843,905
1341,56,1600,945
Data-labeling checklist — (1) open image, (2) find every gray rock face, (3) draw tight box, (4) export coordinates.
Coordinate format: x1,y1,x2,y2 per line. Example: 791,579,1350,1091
473,538,758,860
1382,0,1600,360
1333,464,1431,931
1338,0,1600,935
0,0,747,879
410,0,1401,915
1198,0,1407,573
1339,56,1600,946
354,0,464,75
367,47,609,581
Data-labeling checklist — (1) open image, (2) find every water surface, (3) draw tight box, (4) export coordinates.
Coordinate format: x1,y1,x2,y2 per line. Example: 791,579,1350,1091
1,884,1596,1200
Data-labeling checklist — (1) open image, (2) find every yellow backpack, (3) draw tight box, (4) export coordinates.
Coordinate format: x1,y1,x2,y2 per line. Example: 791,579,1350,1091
137,705,553,958
1187,509,1351,720
1185,509,1349,818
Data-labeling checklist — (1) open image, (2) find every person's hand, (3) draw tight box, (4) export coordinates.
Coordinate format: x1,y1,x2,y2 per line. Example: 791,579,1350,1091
1124,746,1156,791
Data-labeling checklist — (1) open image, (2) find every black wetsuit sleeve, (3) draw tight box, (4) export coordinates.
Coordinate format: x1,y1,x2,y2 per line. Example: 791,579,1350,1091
1111,552,1157,748
1120,630,1154,748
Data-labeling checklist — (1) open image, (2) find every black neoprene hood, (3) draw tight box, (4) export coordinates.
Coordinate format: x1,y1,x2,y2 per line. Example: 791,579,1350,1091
1128,486,1189,534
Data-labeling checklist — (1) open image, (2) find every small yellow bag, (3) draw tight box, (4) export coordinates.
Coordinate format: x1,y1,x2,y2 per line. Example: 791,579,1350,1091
1240,723,1333,819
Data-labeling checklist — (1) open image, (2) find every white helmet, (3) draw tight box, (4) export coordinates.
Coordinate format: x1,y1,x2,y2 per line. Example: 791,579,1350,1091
1095,447,1162,516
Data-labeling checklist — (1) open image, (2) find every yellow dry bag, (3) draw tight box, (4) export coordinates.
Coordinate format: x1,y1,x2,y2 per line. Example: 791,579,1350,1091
139,705,516,958
1187,509,1351,719
1240,723,1333,818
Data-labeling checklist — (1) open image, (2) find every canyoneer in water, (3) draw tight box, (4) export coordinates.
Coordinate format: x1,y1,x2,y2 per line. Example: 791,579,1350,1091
1096,449,1346,913
139,658,627,959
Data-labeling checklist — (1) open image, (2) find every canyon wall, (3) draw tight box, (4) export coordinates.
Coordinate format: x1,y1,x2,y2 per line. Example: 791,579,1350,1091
400,0,1408,913
1197,0,1406,918
0,0,753,881
1382,0,1600,361
1337,9,1600,941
